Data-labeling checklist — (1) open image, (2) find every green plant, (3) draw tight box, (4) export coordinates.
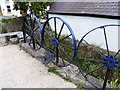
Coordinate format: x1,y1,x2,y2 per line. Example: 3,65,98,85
110,79,120,88
75,83,86,88
48,67,57,72
1,25,7,33
14,2,29,13
14,2,54,19
48,67,72,82
9,18,16,22
1,18,16,23
1,19,9,23
76,39,79,42
89,64,98,76
30,2,54,19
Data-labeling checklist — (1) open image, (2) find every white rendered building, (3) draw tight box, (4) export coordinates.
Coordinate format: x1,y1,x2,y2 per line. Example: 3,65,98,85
48,2,120,52
0,0,21,17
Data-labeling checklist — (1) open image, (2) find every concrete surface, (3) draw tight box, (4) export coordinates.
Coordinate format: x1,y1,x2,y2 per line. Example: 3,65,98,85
0,45,76,89
19,43,94,88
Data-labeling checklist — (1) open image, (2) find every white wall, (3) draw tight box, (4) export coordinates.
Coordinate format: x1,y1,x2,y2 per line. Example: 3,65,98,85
49,14,119,52
0,0,21,17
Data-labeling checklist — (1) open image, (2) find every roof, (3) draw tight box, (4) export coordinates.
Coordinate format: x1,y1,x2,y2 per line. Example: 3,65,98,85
48,2,120,19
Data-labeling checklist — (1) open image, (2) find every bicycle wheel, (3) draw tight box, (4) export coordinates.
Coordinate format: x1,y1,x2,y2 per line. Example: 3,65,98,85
22,13,42,50
76,24,120,89
42,17,77,67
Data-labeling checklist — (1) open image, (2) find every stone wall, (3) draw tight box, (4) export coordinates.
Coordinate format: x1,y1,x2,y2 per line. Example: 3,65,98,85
4,17,23,32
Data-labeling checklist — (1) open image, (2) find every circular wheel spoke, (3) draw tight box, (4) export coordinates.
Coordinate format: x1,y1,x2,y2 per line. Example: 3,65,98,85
85,65,105,77
42,17,76,67
59,45,72,62
59,42,74,50
24,22,31,30
103,27,110,56
78,57,103,62
42,32,56,54
33,26,39,31
59,34,72,41
76,24,120,89
58,47,68,66
26,16,32,29
57,23,64,39
83,39,105,58
114,49,120,57
22,14,42,50
44,29,54,39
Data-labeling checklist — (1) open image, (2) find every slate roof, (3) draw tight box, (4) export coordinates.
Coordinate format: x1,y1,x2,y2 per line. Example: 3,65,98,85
48,2,120,19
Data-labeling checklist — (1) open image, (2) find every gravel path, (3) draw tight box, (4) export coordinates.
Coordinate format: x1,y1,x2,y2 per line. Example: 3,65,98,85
0,45,76,89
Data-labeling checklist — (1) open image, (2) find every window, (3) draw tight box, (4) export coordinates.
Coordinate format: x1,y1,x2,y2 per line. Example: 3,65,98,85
7,6,10,8
6,5,11,14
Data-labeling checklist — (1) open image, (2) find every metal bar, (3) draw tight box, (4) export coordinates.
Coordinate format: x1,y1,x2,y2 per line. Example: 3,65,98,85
32,35,36,50
44,30,54,39
59,45,72,62
83,39,104,58
54,18,57,38
32,18,36,29
85,65,104,76
26,17,32,29
78,57,102,62
56,47,59,65
30,15,33,29
54,18,59,65
43,46,56,55
59,42,74,50
58,23,64,39
22,26,26,43
114,49,120,57
59,34,72,41
46,23,54,38
102,68,111,89
34,26,39,31
103,27,110,56
24,22,31,30
58,47,66,66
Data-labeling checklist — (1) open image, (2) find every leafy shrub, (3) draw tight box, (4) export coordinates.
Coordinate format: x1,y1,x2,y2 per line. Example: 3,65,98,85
1,19,9,23
1,18,16,23
1,25,7,33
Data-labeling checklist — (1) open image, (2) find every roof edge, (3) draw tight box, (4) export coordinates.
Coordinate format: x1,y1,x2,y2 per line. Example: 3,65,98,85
48,12,120,19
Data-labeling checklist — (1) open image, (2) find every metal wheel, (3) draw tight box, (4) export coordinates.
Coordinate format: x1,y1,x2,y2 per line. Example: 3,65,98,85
76,24,120,89
22,13,42,50
42,17,77,67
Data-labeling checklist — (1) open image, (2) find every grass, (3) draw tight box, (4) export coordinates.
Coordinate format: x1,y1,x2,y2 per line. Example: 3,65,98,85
48,67,56,72
48,67,86,88
75,83,86,88
48,67,72,82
